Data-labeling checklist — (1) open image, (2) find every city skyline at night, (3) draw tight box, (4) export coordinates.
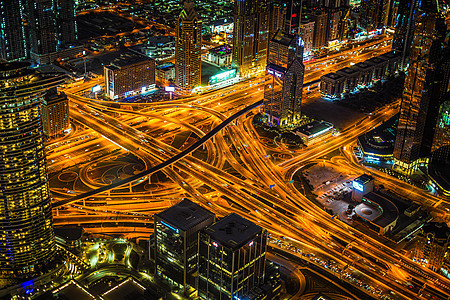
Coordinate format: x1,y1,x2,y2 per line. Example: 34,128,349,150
0,0,450,299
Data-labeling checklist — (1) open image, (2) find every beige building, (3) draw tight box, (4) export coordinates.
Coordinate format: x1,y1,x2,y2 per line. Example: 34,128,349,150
42,88,70,139
104,51,156,100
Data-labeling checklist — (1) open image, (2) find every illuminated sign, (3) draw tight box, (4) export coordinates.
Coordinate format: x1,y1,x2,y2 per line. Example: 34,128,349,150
267,67,284,78
298,37,305,48
353,181,364,192
210,69,236,84
161,221,179,233
249,241,254,247
92,85,101,93
165,86,175,92
212,242,218,247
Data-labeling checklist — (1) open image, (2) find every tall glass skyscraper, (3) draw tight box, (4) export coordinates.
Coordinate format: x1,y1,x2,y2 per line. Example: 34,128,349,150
0,62,63,280
393,0,448,174
0,0,27,61
175,0,202,91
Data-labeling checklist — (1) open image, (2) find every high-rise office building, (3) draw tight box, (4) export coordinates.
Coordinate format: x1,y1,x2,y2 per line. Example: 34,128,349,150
270,2,287,39
299,18,315,54
232,0,270,76
264,30,305,127
393,0,448,174
414,222,450,272
175,0,202,90
41,87,70,139
55,0,78,47
312,9,328,49
0,62,63,280
198,213,267,300
153,199,215,291
392,0,420,68
0,1,27,61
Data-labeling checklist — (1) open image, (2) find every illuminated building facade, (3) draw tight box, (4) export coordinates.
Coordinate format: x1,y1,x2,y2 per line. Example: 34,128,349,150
198,213,267,300
269,2,287,39
41,88,70,139
351,174,374,202
264,30,305,127
104,51,156,100
414,222,450,272
0,1,27,61
153,199,215,291
393,2,448,174
299,18,315,54
0,62,63,280
175,0,202,91
208,45,232,67
232,0,270,76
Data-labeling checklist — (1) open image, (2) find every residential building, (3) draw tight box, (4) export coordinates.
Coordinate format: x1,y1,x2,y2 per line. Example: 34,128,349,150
175,0,202,90
299,18,315,54
41,88,70,139
0,61,64,280
0,1,27,61
312,9,328,49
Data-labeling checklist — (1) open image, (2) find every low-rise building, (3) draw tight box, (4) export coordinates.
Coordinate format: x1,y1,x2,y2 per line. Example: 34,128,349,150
352,174,375,202
320,73,345,98
208,44,232,67
293,121,334,146
366,56,388,80
351,62,374,86
156,62,175,83
209,19,234,33
336,67,360,92
104,50,156,100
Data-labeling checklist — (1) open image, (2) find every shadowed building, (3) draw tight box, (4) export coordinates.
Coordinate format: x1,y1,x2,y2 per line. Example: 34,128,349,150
0,1,27,61
175,0,202,91
414,222,450,272
393,0,449,174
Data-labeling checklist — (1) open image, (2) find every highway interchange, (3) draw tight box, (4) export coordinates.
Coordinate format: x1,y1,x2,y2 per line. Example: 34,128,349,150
46,34,450,299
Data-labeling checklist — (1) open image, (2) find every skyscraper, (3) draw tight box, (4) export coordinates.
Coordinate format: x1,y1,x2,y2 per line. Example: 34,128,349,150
55,0,78,47
175,0,202,91
0,62,64,281
264,30,305,126
232,0,270,76
0,1,27,61
392,0,420,68
269,2,287,39
198,213,267,300
153,199,215,291
312,9,328,49
393,0,448,174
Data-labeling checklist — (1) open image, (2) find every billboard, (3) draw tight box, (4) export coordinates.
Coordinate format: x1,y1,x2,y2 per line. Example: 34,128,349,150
209,69,236,84
165,86,175,92
92,85,101,93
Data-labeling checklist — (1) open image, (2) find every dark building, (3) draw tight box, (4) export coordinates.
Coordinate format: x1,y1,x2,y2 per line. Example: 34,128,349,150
269,2,287,39
153,199,215,291
359,0,393,32
393,1,449,174
232,0,270,76
24,0,78,63
264,30,305,127
312,9,328,49
392,0,420,68
0,62,64,281
414,222,450,272
175,0,202,90
0,1,27,61
198,213,267,300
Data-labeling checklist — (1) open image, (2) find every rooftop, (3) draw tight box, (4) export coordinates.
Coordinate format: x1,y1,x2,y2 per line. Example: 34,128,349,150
336,67,359,75
106,50,154,69
358,192,399,228
294,120,334,137
366,56,387,65
354,174,374,185
322,72,343,80
203,213,262,250
157,198,215,231
352,62,372,70
379,50,402,60
271,29,296,46
209,44,232,56
156,62,175,70
357,113,398,156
